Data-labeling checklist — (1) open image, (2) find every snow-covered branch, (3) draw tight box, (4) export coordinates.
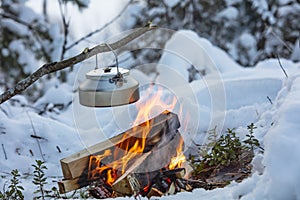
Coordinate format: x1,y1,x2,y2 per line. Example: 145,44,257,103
0,27,157,104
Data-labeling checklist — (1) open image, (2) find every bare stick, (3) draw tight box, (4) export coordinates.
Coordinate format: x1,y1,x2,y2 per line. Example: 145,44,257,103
66,0,133,51
56,146,62,153
43,0,48,22
276,54,288,78
26,111,45,162
1,144,7,160
266,96,273,104
0,27,156,104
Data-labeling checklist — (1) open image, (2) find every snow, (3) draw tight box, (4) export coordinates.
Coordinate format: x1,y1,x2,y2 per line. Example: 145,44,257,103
1,19,28,37
216,6,239,20
225,0,243,6
163,0,180,8
239,33,256,49
251,0,268,14
277,0,293,6
8,40,38,73
291,39,300,61
277,4,300,17
149,7,167,17
1,48,9,57
1,9,300,199
159,30,241,83
33,83,73,108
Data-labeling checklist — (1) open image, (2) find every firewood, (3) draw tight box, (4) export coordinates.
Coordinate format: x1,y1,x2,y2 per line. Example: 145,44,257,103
89,185,112,199
161,179,170,191
58,177,86,194
131,131,182,174
166,182,176,195
162,168,186,179
127,174,141,195
110,176,132,196
60,111,180,180
111,130,183,196
174,181,181,193
59,111,183,195
111,153,149,196
181,161,193,179
184,179,207,189
113,152,151,185
175,178,185,189
147,187,164,198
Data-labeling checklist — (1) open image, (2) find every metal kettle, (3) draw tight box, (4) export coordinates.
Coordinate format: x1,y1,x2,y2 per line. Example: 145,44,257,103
78,44,140,107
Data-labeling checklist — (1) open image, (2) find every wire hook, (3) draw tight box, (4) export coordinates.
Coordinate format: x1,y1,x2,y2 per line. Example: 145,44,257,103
104,43,119,74
103,43,124,84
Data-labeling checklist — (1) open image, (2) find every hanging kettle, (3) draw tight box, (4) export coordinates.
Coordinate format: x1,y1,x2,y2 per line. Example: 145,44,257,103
78,44,140,107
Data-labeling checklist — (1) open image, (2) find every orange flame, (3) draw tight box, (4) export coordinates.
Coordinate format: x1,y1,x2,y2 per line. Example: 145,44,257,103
88,85,183,186
133,85,177,126
88,149,112,180
106,169,117,186
168,138,186,170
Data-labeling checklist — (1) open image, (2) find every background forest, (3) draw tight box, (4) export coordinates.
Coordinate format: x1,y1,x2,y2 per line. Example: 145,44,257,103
1,0,299,100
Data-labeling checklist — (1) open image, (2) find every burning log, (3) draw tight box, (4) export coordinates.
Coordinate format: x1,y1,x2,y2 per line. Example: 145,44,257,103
102,130,183,196
59,111,181,194
181,161,193,179
111,168,193,198
88,178,113,199
162,168,186,179
60,111,179,180
111,152,151,196
89,185,112,199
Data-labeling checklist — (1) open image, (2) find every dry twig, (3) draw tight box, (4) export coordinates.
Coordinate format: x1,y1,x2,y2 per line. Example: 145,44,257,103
26,111,45,162
276,54,288,78
1,144,7,160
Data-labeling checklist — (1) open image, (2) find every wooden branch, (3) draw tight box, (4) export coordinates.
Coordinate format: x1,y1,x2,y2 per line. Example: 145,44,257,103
0,27,157,104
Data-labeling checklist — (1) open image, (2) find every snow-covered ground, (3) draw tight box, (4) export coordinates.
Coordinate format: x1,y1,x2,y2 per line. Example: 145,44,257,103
1,28,300,199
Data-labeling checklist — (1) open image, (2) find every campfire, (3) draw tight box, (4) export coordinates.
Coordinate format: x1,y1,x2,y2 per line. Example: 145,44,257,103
58,87,194,198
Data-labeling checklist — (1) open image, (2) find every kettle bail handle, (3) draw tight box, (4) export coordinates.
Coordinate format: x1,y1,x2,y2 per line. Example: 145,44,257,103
104,43,119,74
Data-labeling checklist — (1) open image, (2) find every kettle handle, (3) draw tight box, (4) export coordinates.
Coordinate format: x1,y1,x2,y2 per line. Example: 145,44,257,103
104,43,119,75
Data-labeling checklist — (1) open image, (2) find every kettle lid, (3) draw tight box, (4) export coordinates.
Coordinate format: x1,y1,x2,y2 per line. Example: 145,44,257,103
86,67,129,80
